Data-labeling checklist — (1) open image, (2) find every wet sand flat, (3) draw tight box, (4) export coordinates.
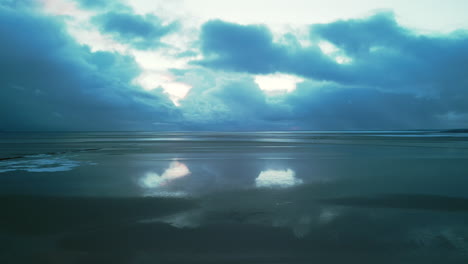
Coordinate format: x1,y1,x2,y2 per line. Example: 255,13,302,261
1,131,468,263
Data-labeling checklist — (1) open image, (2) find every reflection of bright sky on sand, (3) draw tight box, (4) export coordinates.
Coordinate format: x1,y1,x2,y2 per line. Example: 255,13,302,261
140,161,191,188
255,169,302,188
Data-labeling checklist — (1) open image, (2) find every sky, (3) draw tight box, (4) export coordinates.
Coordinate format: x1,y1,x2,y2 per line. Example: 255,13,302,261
1,0,468,131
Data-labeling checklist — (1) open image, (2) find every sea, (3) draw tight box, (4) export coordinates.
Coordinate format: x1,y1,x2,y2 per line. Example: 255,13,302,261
1,130,468,263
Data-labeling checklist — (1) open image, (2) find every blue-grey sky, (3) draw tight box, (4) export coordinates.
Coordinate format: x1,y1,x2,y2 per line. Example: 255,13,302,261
1,0,468,131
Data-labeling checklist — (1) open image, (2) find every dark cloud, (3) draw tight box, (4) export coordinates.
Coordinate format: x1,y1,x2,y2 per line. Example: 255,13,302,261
311,12,468,92
312,12,407,56
191,13,468,129
197,13,468,92
92,12,179,49
198,13,468,92
282,82,442,130
0,5,180,131
196,19,338,79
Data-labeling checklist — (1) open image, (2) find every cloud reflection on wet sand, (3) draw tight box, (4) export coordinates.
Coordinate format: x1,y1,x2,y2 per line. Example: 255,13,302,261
139,161,191,197
255,168,302,188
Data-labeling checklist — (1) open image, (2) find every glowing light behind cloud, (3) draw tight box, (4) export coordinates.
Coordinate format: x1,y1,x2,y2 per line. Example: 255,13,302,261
133,71,173,90
255,73,303,93
40,0,193,106
133,71,192,105
318,41,339,55
131,50,193,105
255,169,302,188
318,41,352,64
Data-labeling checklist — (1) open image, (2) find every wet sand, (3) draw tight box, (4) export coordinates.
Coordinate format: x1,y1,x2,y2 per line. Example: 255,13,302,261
1,131,468,263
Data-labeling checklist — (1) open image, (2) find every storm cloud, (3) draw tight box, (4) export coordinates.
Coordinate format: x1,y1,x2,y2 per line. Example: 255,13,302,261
196,19,338,79
0,4,179,131
187,13,468,129
197,13,468,92
92,12,179,50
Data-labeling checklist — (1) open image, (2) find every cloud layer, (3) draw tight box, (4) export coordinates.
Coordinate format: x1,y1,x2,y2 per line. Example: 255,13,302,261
1,1,468,131
189,13,468,129
197,13,468,92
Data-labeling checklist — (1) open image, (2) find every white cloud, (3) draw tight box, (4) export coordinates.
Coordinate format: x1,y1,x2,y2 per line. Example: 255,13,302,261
335,55,352,64
133,71,173,90
40,0,92,19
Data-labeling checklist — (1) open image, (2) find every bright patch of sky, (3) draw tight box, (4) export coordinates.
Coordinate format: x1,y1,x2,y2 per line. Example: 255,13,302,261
143,0,468,32
255,74,304,94
318,41,353,64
